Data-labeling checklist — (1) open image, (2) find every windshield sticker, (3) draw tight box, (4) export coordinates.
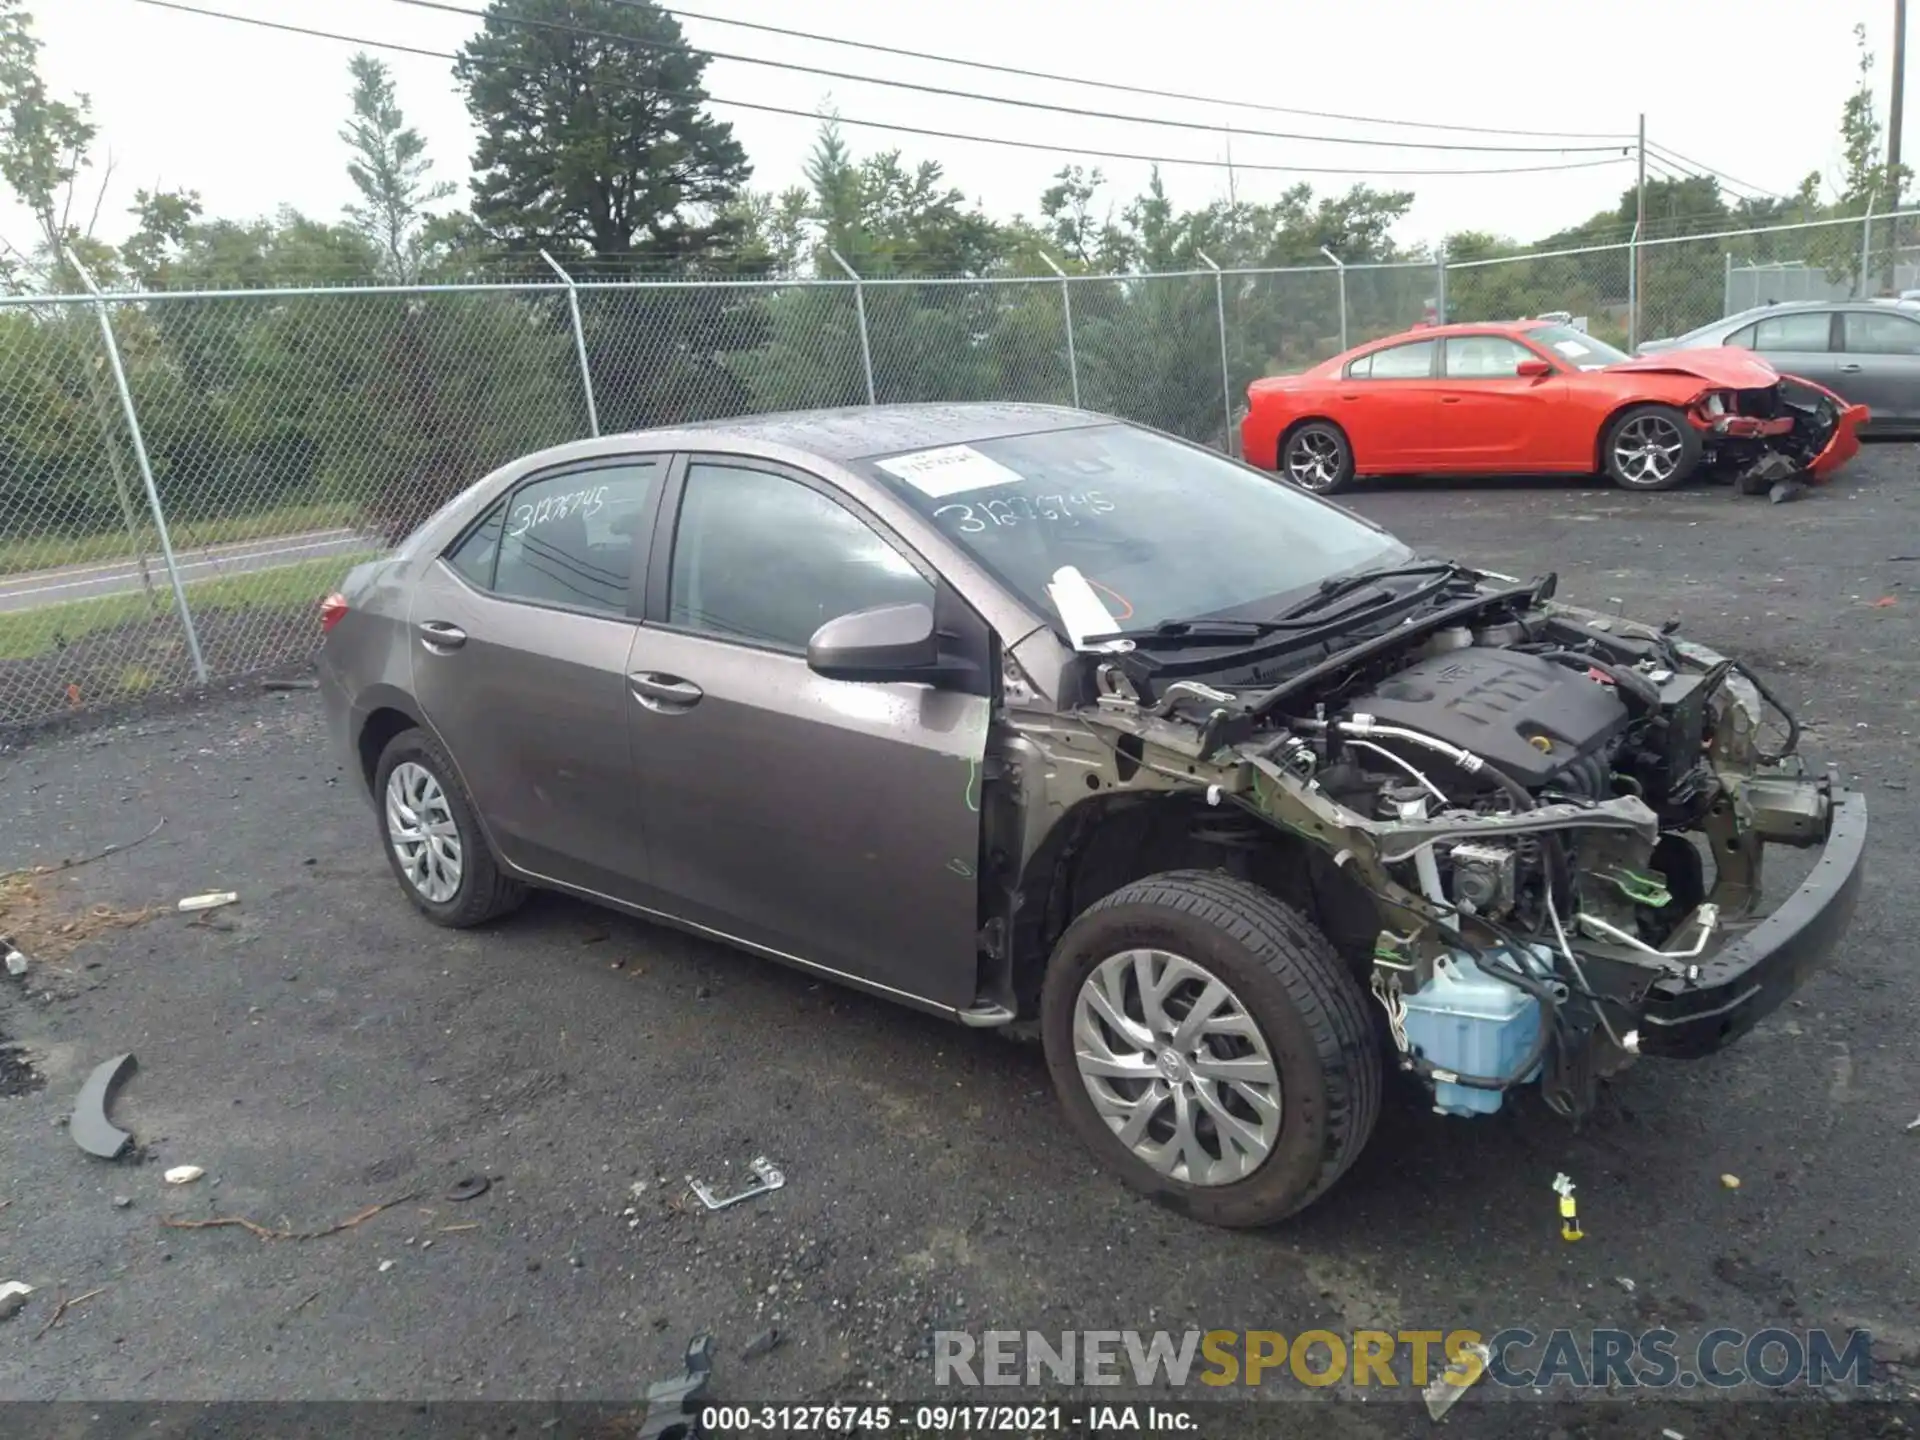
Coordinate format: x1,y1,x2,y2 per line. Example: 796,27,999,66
876,444,1024,499
1046,564,1130,653
933,490,1114,533
1552,340,1591,357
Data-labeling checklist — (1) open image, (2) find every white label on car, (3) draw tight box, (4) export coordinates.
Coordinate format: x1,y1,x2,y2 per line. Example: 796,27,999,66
875,444,1024,499
1553,340,1590,357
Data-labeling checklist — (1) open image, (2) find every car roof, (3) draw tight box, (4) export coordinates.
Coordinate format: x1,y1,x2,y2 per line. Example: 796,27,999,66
656,402,1109,463
1370,320,1551,342
1722,297,1920,319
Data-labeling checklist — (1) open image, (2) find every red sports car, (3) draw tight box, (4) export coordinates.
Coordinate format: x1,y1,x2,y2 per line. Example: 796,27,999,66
1240,319,1867,495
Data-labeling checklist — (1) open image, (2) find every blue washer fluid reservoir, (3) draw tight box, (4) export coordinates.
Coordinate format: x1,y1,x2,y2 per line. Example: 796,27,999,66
1399,946,1555,1116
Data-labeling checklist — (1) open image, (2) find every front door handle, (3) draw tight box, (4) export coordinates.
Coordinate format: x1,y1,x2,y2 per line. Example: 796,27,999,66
1439,395,1463,404
629,672,703,712
1839,362,1863,373
417,620,467,652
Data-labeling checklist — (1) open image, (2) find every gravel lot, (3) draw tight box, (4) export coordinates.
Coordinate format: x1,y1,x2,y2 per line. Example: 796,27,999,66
1,448,1917,1436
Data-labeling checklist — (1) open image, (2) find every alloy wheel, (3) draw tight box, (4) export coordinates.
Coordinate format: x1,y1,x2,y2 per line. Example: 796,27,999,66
386,761,463,904
1612,413,1686,487
1071,948,1283,1186
1285,430,1345,491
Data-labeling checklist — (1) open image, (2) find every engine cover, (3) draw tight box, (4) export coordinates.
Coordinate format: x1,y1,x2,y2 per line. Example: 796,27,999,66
1348,648,1629,790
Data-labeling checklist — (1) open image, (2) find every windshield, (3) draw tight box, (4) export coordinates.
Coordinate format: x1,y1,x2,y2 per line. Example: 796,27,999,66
862,423,1410,638
1531,325,1631,370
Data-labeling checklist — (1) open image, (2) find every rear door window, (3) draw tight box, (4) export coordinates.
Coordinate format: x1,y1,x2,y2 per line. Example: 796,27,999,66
1353,339,1436,379
1744,312,1834,353
1841,309,1920,354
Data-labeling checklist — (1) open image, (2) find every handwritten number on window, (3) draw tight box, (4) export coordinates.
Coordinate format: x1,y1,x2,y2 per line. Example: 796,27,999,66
506,484,609,538
935,491,1111,533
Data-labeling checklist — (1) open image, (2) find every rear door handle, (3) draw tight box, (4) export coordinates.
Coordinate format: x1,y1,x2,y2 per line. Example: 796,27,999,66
629,672,703,712
417,621,467,652
1439,395,1463,404
1839,362,1863,373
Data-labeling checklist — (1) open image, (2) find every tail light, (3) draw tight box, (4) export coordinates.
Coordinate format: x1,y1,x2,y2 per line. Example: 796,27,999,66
320,593,348,633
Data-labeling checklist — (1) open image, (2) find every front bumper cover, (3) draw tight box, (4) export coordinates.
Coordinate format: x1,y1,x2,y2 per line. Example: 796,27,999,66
1638,789,1868,1058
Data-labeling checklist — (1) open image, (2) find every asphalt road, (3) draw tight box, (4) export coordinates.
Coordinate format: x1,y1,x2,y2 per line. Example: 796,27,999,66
0,451,1916,1435
0,530,368,613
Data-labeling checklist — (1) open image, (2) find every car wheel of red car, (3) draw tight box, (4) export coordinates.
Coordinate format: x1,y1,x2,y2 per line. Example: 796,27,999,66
1602,404,1702,491
1280,421,1354,495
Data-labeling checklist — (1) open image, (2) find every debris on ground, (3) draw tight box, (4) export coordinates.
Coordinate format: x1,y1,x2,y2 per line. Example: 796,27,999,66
1615,1276,1636,1294
0,1281,32,1320
1721,1173,1742,1189
1422,1340,1492,1421
1551,1173,1583,1241
160,1190,420,1242
111,1195,131,1209
377,1259,396,1273
1662,1429,1686,1440
33,1286,103,1339
260,678,320,691
2,938,25,978
1769,477,1808,505
444,1176,490,1202
688,1156,785,1212
637,1333,715,1440
176,892,239,914
1735,453,1798,497
741,1326,783,1361
1,871,158,969
1871,596,1899,608
1906,1114,1920,1132
163,1165,205,1185
71,1052,138,1159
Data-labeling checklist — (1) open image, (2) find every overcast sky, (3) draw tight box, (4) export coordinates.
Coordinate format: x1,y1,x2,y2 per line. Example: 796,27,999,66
2,0,1904,268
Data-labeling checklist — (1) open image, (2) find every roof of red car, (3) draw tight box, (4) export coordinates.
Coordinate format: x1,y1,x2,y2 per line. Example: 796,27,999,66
1392,319,1550,339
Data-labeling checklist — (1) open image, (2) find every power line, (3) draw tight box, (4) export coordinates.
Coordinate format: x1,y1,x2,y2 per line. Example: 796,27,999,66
640,0,1634,144
392,0,1629,156
135,2,1636,179
1645,142,1785,202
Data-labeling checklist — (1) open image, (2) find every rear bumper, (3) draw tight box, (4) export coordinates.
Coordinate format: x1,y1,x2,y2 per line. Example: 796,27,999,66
1637,789,1868,1058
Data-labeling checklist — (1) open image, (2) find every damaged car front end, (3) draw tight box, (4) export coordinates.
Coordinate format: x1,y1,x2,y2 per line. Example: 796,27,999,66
991,570,1866,1127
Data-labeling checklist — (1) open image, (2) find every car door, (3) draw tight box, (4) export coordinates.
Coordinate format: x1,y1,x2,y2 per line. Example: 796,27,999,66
407,456,669,899
1427,334,1570,468
1726,310,1844,392
1837,308,1920,427
623,454,991,1010
1326,338,1440,470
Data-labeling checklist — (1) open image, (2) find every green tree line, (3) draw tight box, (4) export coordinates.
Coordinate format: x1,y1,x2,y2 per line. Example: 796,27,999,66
0,0,1903,555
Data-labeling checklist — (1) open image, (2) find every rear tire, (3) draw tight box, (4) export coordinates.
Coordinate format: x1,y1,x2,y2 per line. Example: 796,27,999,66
373,727,526,928
1602,404,1701,491
1040,870,1381,1228
1280,421,1356,495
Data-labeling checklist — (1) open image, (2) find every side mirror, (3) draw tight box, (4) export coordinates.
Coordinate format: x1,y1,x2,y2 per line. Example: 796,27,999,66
807,602,942,683
1515,358,1553,378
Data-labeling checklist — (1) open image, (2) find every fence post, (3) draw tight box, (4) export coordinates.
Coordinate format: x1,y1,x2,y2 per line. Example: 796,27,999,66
830,248,877,406
1627,220,1641,351
541,250,600,437
1319,246,1348,353
1196,252,1234,454
1859,194,1878,298
64,249,208,686
1038,252,1080,408
1724,252,1733,317
1435,245,1447,324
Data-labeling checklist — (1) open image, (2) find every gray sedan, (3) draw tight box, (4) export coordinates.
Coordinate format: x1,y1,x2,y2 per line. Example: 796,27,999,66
1639,299,1920,431
316,402,1863,1226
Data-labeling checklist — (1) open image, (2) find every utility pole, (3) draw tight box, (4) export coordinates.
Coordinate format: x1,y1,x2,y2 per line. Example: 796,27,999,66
1632,112,1647,351
1887,0,1907,291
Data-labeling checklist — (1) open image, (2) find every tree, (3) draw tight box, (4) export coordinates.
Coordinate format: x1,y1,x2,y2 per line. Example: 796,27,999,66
0,0,116,288
454,0,749,267
341,53,453,282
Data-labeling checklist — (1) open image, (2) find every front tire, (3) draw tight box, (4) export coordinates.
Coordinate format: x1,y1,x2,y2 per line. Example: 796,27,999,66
373,728,526,928
1280,421,1356,494
1602,404,1701,491
1040,870,1382,1228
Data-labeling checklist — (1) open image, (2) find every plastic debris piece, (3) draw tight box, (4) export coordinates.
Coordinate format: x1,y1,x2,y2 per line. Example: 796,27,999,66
1720,1173,1741,1189
1870,596,1898,608
163,1165,205,1185
177,892,239,914
3,941,26,978
637,1333,715,1439
71,1053,138,1160
377,1259,395,1273
742,1326,783,1360
1422,1341,1492,1421
444,1176,490,1203
1551,1172,1583,1242
0,1282,32,1321
1907,1114,1920,1132
1615,1276,1636,1294
1662,1429,1686,1440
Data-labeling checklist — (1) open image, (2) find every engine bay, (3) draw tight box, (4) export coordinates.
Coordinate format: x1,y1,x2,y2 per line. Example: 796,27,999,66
1019,573,1854,1125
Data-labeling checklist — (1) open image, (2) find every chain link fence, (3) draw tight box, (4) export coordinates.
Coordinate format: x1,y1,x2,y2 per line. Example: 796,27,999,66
5,212,1914,729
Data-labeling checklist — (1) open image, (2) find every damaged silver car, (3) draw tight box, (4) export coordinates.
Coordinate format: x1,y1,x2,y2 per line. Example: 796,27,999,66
317,404,1868,1227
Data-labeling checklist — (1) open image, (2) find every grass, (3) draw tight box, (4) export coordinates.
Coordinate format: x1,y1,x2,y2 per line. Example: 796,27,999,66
0,550,380,661
0,500,360,578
